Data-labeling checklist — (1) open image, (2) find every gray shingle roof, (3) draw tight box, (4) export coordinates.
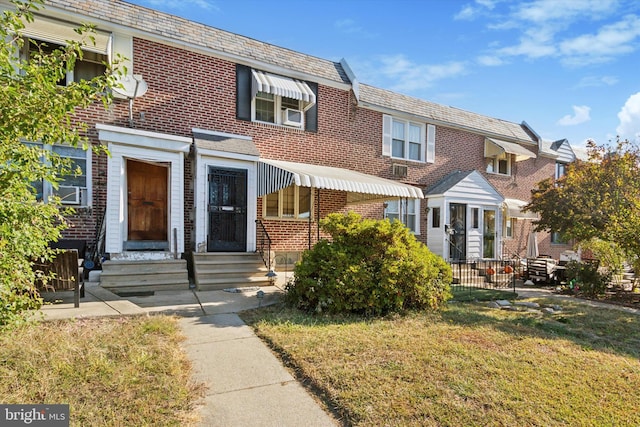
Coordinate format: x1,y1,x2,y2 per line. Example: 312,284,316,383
41,0,541,143
359,84,538,144
193,132,260,157
43,0,350,85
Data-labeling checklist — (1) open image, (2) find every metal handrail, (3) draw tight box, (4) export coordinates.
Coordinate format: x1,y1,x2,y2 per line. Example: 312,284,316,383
255,219,272,271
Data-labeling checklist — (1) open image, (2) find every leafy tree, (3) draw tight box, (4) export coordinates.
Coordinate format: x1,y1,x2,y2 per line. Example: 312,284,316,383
0,0,117,327
526,139,640,260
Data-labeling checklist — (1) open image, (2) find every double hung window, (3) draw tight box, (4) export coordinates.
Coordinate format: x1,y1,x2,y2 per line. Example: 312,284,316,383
555,162,567,180
384,199,420,234
253,91,303,127
383,115,434,163
28,143,90,206
486,152,511,175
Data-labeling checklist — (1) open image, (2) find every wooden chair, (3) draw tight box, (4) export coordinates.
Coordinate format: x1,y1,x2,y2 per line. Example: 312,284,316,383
34,249,84,307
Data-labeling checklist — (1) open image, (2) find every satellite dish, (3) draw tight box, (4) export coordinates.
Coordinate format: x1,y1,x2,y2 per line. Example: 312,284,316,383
112,74,148,99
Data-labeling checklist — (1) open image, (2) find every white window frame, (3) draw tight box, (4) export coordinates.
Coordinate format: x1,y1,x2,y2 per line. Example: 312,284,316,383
384,198,420,234
555,162,567,180
27,142,92,207
262,185,313,220
252,91,304,128
503,217,515,239
20,38,108,86
486,152,512,176
382,115,431,163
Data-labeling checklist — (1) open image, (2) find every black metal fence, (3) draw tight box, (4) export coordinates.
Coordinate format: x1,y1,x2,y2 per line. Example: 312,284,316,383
449,258,520,293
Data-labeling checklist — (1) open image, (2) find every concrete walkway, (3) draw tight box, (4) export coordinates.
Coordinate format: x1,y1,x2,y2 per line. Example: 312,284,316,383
39,283,339,427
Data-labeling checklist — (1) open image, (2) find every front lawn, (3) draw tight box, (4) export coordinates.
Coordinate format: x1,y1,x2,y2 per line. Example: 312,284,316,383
0,315,204,426
241,299,640,426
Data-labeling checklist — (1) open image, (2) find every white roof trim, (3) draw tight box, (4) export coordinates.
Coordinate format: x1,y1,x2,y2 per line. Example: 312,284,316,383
96,123,191,153
258,159,423,204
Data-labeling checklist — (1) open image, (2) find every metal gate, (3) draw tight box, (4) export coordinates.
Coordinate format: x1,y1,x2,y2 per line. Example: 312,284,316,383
207,167,247,252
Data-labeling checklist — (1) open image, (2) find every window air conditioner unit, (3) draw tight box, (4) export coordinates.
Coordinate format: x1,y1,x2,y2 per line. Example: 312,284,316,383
392,164,408,178
282,108,303,126
56,186,81,205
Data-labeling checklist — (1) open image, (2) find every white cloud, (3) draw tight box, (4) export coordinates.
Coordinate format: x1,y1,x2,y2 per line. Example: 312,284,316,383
454,5,477,21
559,15,640,66
375,55,468,92
557,105,591,126
454,0,498,20
513,0,616,23
616,93,640,142
479,0,640,67
476,55,505,66
334,19,376,38
576,75,619,88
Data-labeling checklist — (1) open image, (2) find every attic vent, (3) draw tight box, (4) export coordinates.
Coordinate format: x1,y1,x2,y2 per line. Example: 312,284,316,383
392,164,408,178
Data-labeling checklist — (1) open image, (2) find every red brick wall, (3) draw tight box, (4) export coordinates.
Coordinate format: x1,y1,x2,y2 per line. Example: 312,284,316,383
61,37,570,260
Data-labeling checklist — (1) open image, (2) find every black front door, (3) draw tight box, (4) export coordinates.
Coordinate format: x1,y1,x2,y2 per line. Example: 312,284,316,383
207,167,247,252
449,203,466,261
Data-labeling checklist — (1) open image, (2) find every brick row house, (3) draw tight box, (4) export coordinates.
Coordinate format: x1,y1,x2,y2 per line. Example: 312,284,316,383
4,0,576,290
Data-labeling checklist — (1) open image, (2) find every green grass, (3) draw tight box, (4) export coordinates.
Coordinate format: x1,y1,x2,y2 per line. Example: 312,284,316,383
0,315,204,426
241,299,640,426
450,286,516,302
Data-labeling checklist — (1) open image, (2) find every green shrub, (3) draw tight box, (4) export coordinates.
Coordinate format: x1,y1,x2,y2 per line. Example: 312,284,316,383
284,212,452,315
564,260,609,298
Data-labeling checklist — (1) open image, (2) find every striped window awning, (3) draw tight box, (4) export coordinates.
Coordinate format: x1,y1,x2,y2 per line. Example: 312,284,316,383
485,138,536,162
258,159,424,205
503,198,538,219
251,70,316,110
22,15,111,54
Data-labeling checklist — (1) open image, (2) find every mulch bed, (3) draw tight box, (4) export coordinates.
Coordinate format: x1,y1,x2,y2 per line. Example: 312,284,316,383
591,291,640,309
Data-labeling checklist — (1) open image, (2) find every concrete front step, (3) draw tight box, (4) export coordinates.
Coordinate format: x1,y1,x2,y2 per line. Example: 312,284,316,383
193,252,271,291
196,276,273,291
100,258,189,291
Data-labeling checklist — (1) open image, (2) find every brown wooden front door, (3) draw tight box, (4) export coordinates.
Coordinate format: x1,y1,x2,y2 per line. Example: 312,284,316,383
127,159,168,243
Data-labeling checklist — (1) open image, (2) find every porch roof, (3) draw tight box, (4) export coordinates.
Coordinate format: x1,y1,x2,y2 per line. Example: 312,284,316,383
485,138,536,161
503,198,538,219
257,159,424,204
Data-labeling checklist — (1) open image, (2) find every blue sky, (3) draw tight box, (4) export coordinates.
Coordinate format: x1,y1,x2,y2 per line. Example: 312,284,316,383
128,0,640,148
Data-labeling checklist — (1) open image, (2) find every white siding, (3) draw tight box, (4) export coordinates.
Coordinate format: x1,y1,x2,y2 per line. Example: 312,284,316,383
427,171,504,260
99,125,190,256
426,197,445,257
554,140,576,163
442,171,503,204
466,205,482,260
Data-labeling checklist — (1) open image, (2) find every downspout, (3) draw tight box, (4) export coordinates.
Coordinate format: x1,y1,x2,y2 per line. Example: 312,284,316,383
316,189,320,245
